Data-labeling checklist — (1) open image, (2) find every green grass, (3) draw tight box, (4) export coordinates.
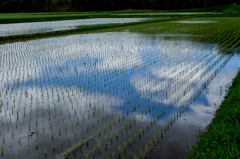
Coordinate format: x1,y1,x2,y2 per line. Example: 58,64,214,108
185,70,240,159
222,4,240,13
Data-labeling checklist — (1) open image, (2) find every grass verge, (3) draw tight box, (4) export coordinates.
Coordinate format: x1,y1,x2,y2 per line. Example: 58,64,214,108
185,70,240,158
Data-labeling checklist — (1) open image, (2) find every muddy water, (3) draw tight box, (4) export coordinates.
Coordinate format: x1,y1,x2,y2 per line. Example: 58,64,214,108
0,32,239,159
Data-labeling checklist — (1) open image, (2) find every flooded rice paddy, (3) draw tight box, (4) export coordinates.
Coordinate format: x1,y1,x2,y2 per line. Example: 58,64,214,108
0,31,239,159
0,18,152,37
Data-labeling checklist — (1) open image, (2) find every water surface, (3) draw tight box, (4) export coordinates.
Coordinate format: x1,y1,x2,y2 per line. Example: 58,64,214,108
0,31,239,159
0,18,153,37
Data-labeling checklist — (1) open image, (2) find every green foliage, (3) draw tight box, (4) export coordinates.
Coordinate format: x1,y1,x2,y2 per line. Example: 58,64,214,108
0,0,21,12
32,0,39,10
222,4,240,13
175,5,232,12
0,0,238,13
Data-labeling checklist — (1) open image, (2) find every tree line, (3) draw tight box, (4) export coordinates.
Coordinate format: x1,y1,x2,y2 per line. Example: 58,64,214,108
0,0,237,12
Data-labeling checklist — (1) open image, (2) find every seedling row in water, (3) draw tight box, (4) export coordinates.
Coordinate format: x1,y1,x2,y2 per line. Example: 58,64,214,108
0,27,240,158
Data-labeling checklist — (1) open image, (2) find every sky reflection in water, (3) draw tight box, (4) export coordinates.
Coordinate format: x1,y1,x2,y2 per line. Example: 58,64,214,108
0,32,240,158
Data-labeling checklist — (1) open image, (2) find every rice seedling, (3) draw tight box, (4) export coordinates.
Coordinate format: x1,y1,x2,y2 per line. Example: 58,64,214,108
98,127,101,136
98,142,101,153
73,144,76,151
116,130,119,138
153,135,156,144
44,147,47,155
140,149,143,158
105,137,107,150
149,140,152,147
65,148,68,156
124,141,127,153
111,133,113,142
118,146,121,158
92,147,96,156
128,137,132,147
161,127,164,138
112,152,115,159
145,145,148,151
85,153,88,159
